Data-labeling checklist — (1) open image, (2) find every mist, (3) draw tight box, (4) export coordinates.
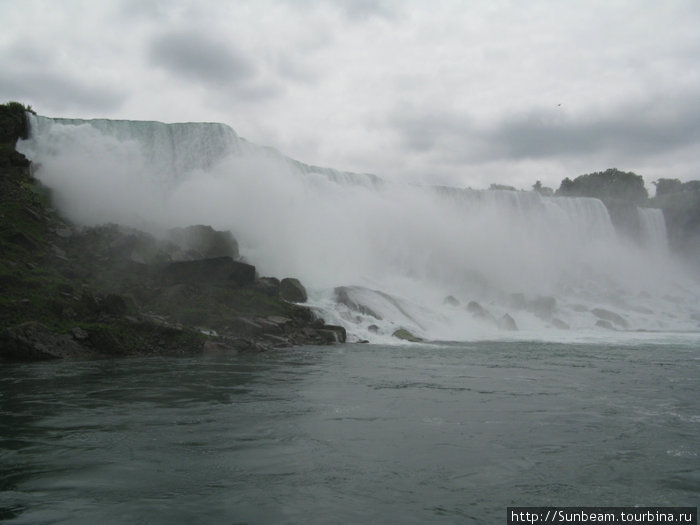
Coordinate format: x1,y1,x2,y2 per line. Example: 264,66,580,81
17,115,700,340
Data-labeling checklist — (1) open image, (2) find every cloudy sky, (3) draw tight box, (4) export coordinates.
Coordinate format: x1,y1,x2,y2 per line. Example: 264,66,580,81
1,0,699,191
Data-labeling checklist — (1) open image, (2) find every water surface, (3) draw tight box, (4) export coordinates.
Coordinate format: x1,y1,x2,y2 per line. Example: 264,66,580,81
1,340,698,523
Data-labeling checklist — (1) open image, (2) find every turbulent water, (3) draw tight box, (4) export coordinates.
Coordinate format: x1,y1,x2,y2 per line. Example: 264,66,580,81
1,340,698,524
17,115,700,341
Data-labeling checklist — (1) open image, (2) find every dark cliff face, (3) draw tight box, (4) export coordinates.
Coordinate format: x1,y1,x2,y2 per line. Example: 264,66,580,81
0,102,345,361
0,102,30,145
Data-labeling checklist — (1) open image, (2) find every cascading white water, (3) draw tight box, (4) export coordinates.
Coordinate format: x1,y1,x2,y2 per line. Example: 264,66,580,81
637,207,669,252
17,115,700,340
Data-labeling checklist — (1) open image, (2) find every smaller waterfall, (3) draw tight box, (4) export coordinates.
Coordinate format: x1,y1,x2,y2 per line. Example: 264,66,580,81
638,207,668,252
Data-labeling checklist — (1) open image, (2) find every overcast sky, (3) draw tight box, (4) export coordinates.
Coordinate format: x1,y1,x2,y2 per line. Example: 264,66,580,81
1,0,699,191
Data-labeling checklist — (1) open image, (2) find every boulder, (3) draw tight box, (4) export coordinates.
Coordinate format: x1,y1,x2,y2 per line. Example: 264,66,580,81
392,328,423,342
368,324,379,334
527,296,556,320
167,225,239,260
279,277,308,303
551,318,570,330
497,313,518,331
318,324,347,343
162,257,255,287
443,295,460,307
102,293,128,316
253,277,280,297
467,301,497,324
595,319,616,330
591,308,628,328
0,322,85,361
334,286,382,319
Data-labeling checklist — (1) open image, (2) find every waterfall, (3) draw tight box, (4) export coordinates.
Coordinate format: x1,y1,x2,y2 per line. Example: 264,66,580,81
638,207,668,252
17,115,698,339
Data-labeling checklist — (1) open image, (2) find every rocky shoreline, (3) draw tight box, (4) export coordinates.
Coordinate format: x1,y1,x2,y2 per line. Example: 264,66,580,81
0,103,346,361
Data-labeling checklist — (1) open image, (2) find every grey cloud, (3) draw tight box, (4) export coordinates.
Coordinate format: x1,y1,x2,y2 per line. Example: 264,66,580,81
334,0,399,20
149,31,256,86
487,96,700,161
388,92,700,165
388,108,474,152
0,69,125,113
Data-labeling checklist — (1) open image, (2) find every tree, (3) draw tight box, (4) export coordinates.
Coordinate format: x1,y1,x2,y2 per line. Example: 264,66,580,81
489,183,517,191
532,180,553,196
653,178,683,197
555,168,647,205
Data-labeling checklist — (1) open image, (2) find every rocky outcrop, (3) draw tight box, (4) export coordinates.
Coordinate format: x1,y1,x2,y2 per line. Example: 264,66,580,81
162,257,255,287
595,319,616,330
527,296,556,320
0,322,87,360
166,225,239,260
552,318,570,330
335,286,382,319
497,313,518,331
0,102,349,361
443,295,460,307
467,301,497,324
280,277,308,303
392,328,423,342
591,308,628,328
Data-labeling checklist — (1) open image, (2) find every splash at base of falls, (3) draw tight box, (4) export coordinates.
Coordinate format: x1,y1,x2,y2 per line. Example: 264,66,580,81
17,115,700,342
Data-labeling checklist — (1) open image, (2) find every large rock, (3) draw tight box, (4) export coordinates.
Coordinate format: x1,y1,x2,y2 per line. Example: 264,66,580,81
167,225,239,260
595,319,616,330
335,286,382,319
443,295,460,307
527,296,556,320
552,318,570,330
591,308,628,328
467,301,497,324
318,324,347,343
392,328,423,342
253,277,280,297
279,278,307,303
497,313,518,331
162,257,255,287
0,322,86,361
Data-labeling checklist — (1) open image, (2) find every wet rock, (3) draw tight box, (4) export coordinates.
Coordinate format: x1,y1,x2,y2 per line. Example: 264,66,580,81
1,322,86,361
253,277,280,297
334,286,381,319
229,317,266,336
71,326,89,340
203,339,238,354
163,257,255,287
102,293,128,316
467,301,497,324
320,324,347,343
167,225,239,260
497,313,518,331
552,318,570,330
527,296,556,320
368,324,379,334
392,328,423,342
87,327,125,355
595,319,616,330
279,277,307,303
443,295,460,307
591,308,628,328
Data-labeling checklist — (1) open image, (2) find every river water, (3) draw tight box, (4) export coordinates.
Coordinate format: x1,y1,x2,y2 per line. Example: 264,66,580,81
1,338,698,524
